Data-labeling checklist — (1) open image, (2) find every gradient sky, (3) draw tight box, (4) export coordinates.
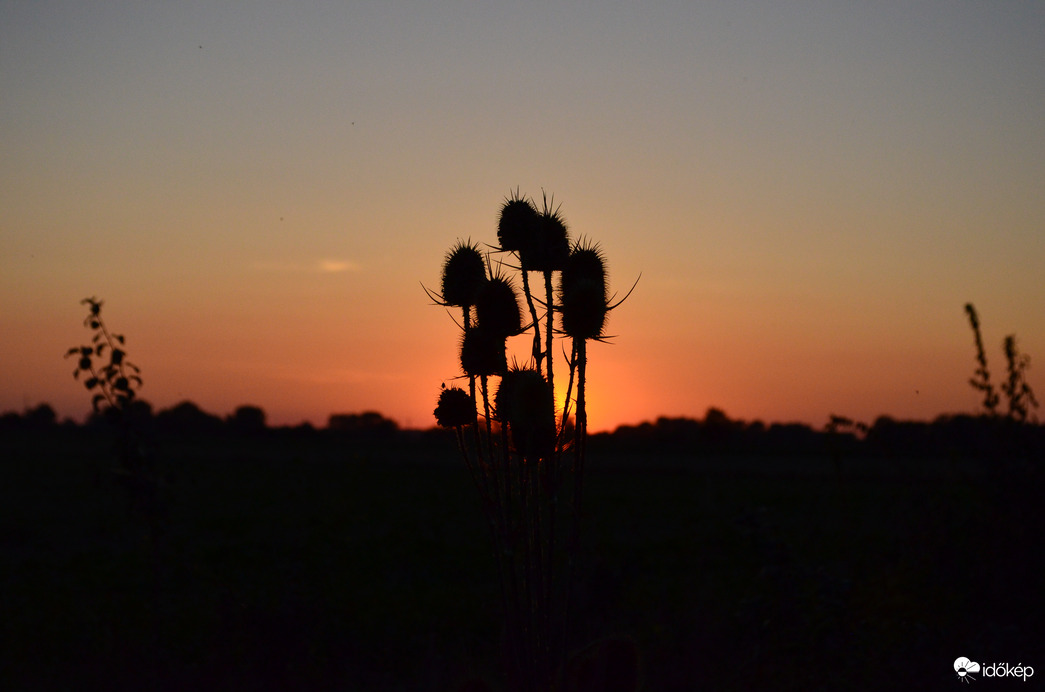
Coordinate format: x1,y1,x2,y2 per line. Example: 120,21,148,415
3,1,1043,431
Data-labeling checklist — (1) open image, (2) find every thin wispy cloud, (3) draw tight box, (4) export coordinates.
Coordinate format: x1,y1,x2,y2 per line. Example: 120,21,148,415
317,259,358,273
251,258,360,274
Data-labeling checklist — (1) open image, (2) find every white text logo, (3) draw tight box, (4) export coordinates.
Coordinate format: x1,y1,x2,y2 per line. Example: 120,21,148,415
955,657,1035,683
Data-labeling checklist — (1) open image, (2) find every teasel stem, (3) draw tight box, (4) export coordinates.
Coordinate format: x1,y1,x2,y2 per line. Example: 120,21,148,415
560,337,588,664
528,458,544,689
510,451,529,688
548,344,576,672
574,337,588,511
489,448,521,689
557,344,578,450
528,453,545,684
538,270,557,680
461,306,491,496
480,375,496,471
544,270,555,399
453,424,484,506
520,258,543,371
496,419,525,690
538,455,555,684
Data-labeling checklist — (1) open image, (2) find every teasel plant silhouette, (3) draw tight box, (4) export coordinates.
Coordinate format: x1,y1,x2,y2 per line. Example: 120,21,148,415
426,191,638,692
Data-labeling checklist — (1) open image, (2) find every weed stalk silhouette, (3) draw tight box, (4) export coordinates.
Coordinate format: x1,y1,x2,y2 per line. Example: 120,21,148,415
428,191,636,691
964,303,1000,417
964,302,1038,423
66,297,170,683
1002,335,1039,423
66,297,164,544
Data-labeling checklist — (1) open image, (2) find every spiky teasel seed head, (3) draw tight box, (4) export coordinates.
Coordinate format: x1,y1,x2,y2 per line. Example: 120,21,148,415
434,386,474,428
495,368,556,458
523,196,570,273
560,240,609,340
475,272,523,338
561,279,608,340
441,240,487,307
460,327,508,377
561,239,606,293
497,190,539,253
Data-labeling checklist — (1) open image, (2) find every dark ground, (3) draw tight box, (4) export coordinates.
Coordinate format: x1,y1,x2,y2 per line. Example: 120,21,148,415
2,428,1042,690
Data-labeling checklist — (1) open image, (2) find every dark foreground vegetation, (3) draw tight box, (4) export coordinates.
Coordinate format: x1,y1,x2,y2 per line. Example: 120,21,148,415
2,405,1043,690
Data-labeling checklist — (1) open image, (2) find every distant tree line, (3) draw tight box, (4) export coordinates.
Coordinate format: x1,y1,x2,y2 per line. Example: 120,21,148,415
595,407,1043,461
3,401,1042,461
0,401,398,440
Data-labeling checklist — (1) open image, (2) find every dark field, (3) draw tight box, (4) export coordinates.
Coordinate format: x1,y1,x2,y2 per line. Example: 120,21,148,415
2,429,1042,690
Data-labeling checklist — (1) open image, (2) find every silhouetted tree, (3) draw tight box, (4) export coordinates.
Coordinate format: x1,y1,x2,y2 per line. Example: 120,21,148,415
155,401,223,436
928,414,993,458
0,410,21,431
227,405,267,435
700,407,737,450
327,411,398,438
764,422,820,456
865,416,933,457
22,403,57,430
87,398,154,430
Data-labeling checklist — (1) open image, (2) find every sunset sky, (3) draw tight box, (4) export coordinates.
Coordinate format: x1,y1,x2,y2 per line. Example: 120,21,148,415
3,1,1043,432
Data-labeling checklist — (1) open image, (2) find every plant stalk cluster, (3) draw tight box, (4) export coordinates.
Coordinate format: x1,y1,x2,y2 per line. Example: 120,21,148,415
429,191,633,690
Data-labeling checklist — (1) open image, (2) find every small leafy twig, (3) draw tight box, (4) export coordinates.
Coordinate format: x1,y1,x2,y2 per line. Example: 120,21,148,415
65,297,143,415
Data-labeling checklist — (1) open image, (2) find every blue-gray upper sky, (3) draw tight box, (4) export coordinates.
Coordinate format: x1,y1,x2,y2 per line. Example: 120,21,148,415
3,1,1043,428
